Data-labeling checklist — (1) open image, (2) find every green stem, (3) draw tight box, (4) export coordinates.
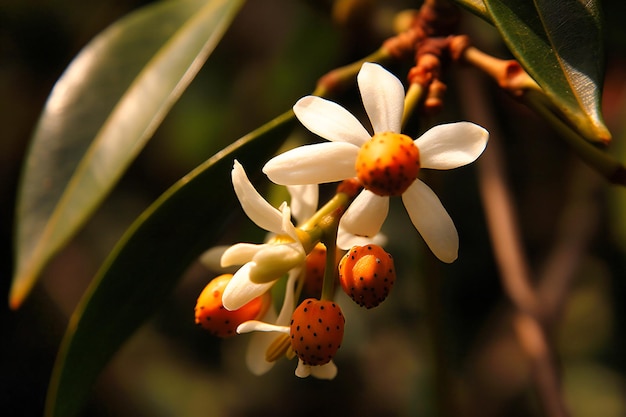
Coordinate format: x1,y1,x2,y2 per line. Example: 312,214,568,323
299,191,347,301
402,83,425,130
313,48,394,97
300,192,350,232
319,214,339,302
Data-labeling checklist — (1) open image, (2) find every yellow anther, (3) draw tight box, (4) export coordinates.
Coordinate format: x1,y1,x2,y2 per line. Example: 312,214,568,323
265,333,292,362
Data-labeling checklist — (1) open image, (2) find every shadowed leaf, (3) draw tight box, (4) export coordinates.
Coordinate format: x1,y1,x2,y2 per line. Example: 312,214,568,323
452,0,491,22
45,110,295,417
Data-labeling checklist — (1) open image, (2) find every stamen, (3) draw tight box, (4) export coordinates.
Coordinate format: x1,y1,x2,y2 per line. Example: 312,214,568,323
265,333,292,362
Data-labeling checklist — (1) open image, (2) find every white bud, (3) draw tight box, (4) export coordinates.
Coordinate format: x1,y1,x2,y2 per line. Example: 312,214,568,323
249,244,305,283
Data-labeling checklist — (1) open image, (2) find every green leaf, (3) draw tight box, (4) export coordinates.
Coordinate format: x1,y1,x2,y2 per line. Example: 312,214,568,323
45,110,296,417
485,0,611,144
11,0,244,308
451,0,491,22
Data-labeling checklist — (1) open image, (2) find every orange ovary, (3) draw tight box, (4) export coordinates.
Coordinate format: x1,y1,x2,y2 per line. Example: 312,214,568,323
195,274,270,338
355,132,420,196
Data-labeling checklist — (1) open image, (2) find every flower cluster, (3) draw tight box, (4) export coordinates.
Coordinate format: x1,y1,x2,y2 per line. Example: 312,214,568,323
195,62,489,379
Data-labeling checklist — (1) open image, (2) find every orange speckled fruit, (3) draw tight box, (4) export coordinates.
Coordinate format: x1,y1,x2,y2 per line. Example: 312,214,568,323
303,243,327,297
195,274,270,338
290,299,345,366
338,245,396,308
355,132,420,196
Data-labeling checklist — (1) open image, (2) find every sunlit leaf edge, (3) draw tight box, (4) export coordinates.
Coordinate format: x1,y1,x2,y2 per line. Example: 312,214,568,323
532,0,609,142
11,0,245,309
484,0,610,144
451,0,492,23
45,110,295,417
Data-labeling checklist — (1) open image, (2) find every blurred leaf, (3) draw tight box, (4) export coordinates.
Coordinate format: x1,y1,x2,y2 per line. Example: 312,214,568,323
451,0,490,22
11,0,244,308
45,110,296,417
485,0,611,144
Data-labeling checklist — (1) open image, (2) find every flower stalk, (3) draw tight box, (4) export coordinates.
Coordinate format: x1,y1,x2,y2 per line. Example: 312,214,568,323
313,48,393,97
320,212,340,302
402,82,424,128
300,190,352,234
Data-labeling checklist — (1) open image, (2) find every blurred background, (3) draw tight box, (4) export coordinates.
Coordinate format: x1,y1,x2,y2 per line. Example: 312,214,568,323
2,0,626,416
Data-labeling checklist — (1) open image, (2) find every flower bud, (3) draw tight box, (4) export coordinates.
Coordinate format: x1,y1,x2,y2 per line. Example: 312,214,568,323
195,274,270,337
290,298,345,366
338,245,396,308
249,244,305,283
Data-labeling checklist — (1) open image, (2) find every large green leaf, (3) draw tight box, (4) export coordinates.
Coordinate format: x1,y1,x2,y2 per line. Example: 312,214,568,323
11,0,244,308
45,110,295,417
485,0,610,144
451,0,490,22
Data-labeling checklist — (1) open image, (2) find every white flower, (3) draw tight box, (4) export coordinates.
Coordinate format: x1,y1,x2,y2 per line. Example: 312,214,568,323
237,269,338,380
263,62,488,263
287,184,318,225
220,161,310,311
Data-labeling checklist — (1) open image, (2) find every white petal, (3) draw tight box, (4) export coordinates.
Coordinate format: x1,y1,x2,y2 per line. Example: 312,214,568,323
242,308,278,375
237,320,289,334
241,267,299,375
337,228,378,249
275,268,300,326
416,122,489,170
293,96,371,146
337,190,389,249
288,184,318,224
337,227,388,249
220,243,264,267
371,232,388,246
222,263,276,310
295,359,312,378
358,62,404,134
245,333,276,375
402,180,459,263
295,359,338,379
310,360,338,380
232,160,283,234
199,245,228,270
279,204,301,247
263,142,358,185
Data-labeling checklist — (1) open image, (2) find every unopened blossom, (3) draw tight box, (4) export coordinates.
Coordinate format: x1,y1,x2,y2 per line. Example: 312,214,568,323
220,161,309,311
263,62,489,263
199,183,317,273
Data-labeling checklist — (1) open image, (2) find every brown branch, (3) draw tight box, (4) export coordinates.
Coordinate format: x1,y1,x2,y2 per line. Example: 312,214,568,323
535,163,601,326
457,67,572,417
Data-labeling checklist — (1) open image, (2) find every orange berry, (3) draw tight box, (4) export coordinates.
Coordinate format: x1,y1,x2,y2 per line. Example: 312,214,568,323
355,132,420,196
338,245,396,308
195,274,270,338
290,298,345,366
303,243,327,297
